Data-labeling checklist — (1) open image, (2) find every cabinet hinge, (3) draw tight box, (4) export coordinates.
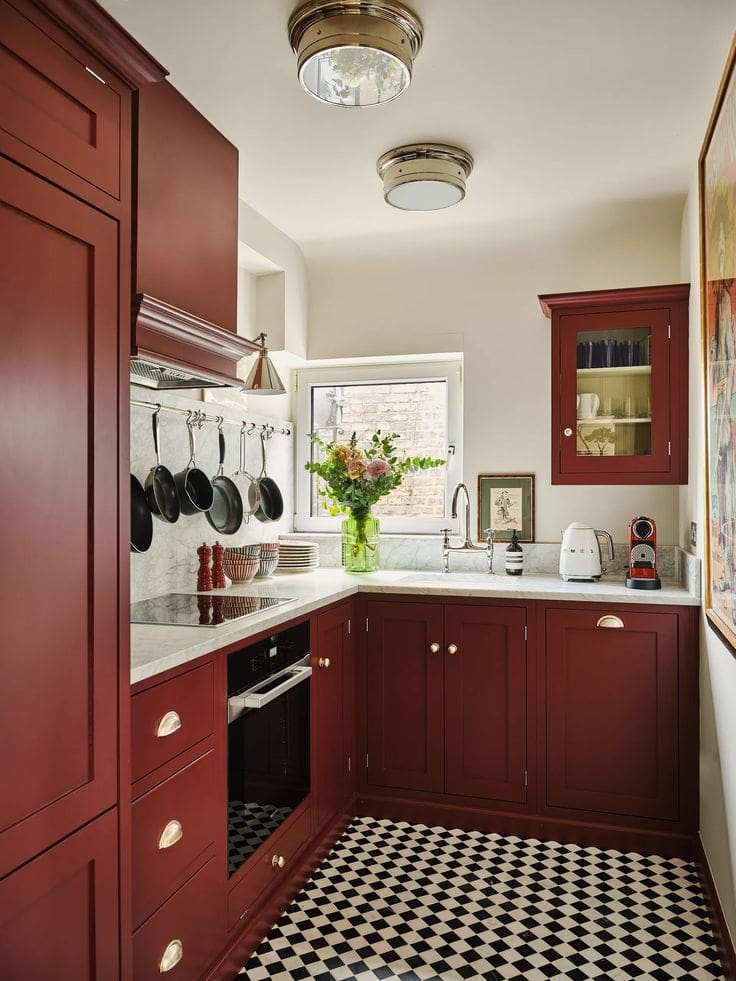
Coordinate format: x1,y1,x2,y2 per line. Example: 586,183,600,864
668,441,672,456
348,755,351,773
347,619,351,635
365,753,369,769
365,617,369,633
524,769,528,787
668,323,671,339
84,65,106,84
524,625,528,642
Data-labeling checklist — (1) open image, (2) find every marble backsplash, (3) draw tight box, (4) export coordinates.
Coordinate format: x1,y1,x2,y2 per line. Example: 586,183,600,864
293,532,700,592
130,386,294,602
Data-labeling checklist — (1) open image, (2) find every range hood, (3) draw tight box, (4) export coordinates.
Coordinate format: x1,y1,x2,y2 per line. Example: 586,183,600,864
131,294,259,390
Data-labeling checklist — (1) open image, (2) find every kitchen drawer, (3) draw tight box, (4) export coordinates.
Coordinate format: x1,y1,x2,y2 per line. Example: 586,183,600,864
0,0,121,199
227,807,311,929
132,749,218,929
132,663,214,782
133,856,222,981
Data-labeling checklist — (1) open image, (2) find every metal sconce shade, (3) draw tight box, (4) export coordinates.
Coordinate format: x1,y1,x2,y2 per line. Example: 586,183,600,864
242,334,286,395
377,144,474,211
288,1,423,107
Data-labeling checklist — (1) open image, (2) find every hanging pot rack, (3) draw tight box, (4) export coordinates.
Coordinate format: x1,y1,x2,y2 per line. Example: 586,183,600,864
130,398,291,437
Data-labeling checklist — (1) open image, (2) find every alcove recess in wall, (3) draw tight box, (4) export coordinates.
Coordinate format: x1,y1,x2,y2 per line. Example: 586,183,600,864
237,242,286,373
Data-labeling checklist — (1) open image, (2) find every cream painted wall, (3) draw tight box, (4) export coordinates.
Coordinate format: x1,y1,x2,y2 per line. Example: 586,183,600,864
306,197,685,543
680,179,736,946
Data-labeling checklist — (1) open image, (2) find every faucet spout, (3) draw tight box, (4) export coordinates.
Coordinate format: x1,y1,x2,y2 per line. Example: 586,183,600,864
451,482,472,545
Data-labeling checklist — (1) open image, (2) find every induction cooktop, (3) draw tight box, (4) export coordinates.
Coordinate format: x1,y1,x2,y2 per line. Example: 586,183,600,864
131,592,294,627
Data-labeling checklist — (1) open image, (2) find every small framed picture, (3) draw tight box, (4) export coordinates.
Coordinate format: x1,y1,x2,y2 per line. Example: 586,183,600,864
477,474,535,543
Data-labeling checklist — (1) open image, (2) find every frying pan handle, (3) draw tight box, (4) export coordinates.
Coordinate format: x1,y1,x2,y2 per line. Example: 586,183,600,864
217,419,226,477
185,411,196,466
260,430,267,478
152,406,162,466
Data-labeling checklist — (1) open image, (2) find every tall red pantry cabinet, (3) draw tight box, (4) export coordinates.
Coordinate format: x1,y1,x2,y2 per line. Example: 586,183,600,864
0,2,164,977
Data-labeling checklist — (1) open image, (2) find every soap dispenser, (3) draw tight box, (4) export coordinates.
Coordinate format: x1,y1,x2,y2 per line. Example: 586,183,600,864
505,529,524,576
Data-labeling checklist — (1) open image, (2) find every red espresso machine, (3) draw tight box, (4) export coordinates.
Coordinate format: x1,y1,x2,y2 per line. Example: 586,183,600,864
625,516,662,590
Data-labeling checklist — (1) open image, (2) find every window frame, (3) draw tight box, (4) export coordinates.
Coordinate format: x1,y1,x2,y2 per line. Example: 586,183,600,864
294,359,463,534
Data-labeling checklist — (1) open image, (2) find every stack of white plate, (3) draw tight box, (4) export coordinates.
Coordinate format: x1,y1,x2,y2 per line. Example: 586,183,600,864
277,538,320,573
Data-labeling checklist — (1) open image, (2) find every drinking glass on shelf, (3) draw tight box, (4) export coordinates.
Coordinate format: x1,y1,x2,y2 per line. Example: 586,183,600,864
602,396,613,418
624,396,634,418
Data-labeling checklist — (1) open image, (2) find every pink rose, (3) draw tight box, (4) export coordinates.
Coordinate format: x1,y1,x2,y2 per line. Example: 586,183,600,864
365,459,390,478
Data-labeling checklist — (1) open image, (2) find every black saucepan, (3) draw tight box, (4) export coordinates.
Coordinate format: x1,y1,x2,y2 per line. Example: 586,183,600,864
254,429,284,522
145,407,180,523
131,474,153,552
206,420,243,535
174,411,214,515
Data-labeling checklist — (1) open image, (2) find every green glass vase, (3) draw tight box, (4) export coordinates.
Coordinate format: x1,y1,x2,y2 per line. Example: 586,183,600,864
341,512,380,573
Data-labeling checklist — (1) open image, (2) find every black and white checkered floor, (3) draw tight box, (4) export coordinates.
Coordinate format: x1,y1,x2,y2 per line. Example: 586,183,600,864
229,801,294,876
240,815,725,980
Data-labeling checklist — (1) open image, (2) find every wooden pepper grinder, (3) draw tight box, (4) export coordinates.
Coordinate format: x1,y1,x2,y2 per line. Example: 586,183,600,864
197,542,213,592
212,541,225,590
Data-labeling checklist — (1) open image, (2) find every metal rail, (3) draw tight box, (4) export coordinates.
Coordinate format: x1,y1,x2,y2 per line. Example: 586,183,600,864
130,398,291,436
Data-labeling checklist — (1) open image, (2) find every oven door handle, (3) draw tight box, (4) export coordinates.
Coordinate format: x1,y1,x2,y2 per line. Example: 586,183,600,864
227,663,312,721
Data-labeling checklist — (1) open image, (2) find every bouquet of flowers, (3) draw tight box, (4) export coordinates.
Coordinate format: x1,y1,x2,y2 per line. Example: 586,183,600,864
305,431,445,536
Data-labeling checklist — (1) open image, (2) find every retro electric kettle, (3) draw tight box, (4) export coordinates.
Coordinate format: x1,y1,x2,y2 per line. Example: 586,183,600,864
559,522,615,581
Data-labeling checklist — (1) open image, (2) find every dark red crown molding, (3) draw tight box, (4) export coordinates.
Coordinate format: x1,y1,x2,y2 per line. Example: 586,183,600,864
538,283,690,318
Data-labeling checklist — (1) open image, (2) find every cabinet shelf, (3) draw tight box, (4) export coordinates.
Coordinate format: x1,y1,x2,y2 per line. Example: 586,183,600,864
578,417,651,424
576,365,651,377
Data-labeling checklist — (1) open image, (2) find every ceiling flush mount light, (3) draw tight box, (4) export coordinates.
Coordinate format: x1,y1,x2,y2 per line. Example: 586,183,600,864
242,334,286,394
377,143,474,211
288,1,423,108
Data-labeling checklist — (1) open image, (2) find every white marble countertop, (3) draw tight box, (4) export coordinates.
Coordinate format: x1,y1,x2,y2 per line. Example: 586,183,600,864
130,569,700,685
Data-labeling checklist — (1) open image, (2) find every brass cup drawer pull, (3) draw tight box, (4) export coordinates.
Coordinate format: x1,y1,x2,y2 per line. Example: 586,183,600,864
272,854,285,870
156,711,182,738
429,642,440,654
318,657,330,668
159,939,183,973
596,615,624,629
447,643,458,655
158,820,183,850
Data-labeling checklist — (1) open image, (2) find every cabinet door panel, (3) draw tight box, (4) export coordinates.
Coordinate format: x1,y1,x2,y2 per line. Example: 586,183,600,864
545,608,679,819
366,601,444,793
0,809,119,981
312,603,353,829
0,0,121,198
0,157,118,873
444,605,527,802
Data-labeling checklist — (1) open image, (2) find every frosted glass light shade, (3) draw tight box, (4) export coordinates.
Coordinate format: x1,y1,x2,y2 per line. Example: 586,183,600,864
377,144,474,212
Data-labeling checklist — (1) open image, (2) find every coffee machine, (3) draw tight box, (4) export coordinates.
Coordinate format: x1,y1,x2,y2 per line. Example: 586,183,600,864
625,516,661,589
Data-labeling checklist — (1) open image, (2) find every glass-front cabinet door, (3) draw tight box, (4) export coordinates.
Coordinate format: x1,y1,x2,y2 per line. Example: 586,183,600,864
540,285,689,484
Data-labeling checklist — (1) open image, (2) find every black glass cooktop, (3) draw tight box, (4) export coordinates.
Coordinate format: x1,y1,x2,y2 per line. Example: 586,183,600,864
131,592,293,627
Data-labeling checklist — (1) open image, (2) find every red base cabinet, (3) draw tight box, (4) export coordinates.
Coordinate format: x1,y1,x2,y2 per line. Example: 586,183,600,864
365,599,527,804
544,607,682,822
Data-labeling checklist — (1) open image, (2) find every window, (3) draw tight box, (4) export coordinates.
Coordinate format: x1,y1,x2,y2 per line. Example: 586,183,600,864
295,360,462,533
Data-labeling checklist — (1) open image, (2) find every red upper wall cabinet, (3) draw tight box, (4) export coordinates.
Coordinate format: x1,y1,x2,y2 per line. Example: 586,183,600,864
135,79,238,334
539,284,689,484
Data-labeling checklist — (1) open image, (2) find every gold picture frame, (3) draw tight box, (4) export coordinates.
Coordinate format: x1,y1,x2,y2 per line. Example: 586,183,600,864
477,474,535,543
699,34,736,650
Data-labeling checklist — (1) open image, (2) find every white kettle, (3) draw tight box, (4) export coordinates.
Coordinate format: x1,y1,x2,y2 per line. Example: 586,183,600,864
560,522,615,581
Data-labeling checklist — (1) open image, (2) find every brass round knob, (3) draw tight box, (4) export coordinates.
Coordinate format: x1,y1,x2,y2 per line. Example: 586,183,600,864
272,854,285,869
429,642,440,654
447,643,458,655
563,427,574,437
318,657,330,668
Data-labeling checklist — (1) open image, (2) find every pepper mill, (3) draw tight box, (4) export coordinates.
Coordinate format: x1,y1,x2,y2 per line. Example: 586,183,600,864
212,541,225,590
197,542,213,591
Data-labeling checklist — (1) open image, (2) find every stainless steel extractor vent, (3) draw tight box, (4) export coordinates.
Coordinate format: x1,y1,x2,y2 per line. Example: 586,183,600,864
130,358,227,390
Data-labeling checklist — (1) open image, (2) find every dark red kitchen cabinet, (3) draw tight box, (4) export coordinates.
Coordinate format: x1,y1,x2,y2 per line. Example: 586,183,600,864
444,605,527,803
312,602,355,829
545,607,679,820
135,79,238,334
0,809,119,981
366,601,445,793
540,284,689,484
0,155,119,874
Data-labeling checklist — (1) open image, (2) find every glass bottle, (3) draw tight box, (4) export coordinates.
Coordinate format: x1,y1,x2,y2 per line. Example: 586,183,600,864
505,529,524,576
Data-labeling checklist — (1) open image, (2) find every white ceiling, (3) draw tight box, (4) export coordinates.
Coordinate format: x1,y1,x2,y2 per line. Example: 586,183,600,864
100,0,734,257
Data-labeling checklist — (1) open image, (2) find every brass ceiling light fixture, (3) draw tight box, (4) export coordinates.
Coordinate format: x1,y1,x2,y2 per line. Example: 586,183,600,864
377,143,474,211
288,1,423,108
242,334,286,394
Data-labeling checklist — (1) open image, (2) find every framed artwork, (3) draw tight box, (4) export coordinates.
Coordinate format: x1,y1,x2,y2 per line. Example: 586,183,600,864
477,474,535,543
700,37,736,650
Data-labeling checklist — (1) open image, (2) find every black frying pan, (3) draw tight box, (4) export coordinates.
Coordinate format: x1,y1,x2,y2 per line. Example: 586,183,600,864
131,474,153,553
174,411,214,515
145,408,180,523
206,421,243,535
254,429,284,522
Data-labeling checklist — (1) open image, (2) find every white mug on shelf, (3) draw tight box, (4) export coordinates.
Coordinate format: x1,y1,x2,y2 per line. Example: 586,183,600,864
578,393,600,419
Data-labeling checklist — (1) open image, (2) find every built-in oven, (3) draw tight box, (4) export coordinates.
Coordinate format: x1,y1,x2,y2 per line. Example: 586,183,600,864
226,621,310,877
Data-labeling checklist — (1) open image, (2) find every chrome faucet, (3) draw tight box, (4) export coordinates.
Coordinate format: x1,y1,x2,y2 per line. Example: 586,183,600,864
442,482,495,573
